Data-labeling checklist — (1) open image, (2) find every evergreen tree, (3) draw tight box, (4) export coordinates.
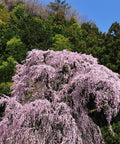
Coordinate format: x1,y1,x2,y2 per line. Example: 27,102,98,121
47,0,71,15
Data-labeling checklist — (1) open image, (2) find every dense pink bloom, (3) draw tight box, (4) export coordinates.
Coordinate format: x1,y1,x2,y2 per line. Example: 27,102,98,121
0,49,120,143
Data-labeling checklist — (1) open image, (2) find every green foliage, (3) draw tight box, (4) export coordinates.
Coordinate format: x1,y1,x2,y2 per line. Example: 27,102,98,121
12,3,26,18
9,4,27,35
0,7,10,23
0,56,16,83
47,14,70,38
50,34,72,51
108,21,120,37
0,4,4,9
70,23,82,38
0,21,15,61
47,14,55,25
0,21,6,49
6,37,27,63
75,22,105,62
68,22,83,50
100,22,120,73
10,6,52,50
0,82,13,96
0,1,119,76
54,13,67,25
101,124,120,144
47,0,71,15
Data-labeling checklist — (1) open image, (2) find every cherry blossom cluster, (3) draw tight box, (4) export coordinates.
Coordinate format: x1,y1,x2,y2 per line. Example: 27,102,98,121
1,49,120,143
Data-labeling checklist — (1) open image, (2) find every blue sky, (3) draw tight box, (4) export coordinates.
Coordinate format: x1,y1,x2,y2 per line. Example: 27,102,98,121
40,0,120,33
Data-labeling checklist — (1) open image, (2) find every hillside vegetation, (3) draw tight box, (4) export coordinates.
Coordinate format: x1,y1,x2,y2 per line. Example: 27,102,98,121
0,0,120,143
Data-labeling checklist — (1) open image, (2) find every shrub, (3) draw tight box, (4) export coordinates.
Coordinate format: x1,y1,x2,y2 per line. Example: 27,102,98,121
0,82,13,96
50,34,72,51
6,37,27,63
0,56,16,83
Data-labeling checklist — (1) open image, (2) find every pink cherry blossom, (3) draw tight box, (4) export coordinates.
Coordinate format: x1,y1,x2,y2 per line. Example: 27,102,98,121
1,49,120,143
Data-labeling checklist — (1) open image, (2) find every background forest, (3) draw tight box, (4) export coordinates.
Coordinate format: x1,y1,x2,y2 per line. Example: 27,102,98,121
0,0,120,143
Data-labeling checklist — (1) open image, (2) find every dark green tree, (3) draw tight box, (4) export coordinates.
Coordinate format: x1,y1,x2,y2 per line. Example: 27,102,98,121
108,21,120,37
10,4,53,50
47,0,71,15
76,21,105,59
101,22,120,73
0,20,15,63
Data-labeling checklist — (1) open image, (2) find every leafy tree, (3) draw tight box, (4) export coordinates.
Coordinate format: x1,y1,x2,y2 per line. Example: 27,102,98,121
10,4,53,50
0,56,16,83
50,34,72,51
68,22,83,51
0,82,13,96
47,13,71,38
0,4,4,9
101,22,120,73
53,12,67,25
12,3,26,18
5,37,27,63
0,7,10,23
0,21,15,62
78,22,105,60
108,21,120,37
47,0,71,15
